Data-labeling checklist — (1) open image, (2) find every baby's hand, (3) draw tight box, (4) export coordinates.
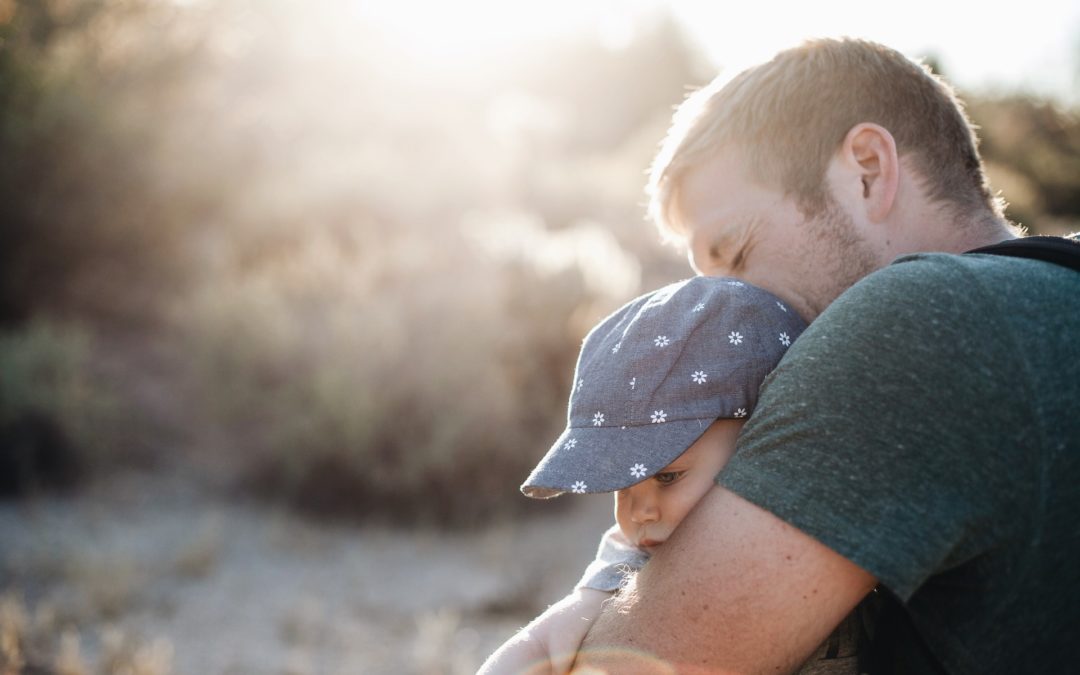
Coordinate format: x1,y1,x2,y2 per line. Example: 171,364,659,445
477,588,610,675
537,588,610,673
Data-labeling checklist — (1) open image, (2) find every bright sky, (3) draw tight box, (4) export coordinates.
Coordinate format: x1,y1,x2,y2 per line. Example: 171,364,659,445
668,0,1080,104
352,0,1080,104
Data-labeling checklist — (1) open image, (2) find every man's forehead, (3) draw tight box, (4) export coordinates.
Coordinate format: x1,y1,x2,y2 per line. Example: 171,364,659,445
675,155,756,224
679,157,796,238
673,186,754,253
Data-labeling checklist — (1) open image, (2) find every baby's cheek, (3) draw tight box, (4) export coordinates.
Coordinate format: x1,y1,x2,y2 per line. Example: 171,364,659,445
614,494,634,539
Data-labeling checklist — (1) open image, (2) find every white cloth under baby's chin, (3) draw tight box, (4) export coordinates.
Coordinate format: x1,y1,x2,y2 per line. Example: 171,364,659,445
576,524,651,592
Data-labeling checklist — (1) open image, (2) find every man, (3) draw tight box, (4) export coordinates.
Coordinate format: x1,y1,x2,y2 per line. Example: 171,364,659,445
572,38,1080,673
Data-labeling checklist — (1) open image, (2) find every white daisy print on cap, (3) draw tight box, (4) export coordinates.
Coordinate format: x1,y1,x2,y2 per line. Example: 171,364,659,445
779,332,791,347
654,335,670,348
593,412,605,426
571,481,587,494
729,331,743,345
630,463,647,479
651,410,667,423
691,370,707,384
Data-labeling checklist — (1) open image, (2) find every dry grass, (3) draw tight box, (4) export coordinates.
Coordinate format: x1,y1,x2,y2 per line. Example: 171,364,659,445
0,593,173,675
1,593,28,675
0,473,614,674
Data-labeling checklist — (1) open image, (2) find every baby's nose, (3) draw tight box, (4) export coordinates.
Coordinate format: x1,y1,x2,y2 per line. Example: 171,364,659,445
630,491,659,524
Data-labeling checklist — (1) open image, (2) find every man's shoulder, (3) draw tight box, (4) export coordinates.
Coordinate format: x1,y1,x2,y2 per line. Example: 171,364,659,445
776,248,1080,394
815,249,1077,331
801,253,986,344
839,250,1008,298
856,246,1078,288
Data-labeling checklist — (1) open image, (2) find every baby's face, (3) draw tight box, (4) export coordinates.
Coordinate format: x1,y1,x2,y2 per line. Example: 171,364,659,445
615,418,744,553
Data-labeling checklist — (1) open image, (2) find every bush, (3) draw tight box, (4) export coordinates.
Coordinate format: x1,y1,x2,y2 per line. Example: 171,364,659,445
0,0,216,324
175,225,616,527
0,319,118,495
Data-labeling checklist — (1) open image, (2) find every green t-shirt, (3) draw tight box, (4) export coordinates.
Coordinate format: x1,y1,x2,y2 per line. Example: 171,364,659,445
719,251,1080,674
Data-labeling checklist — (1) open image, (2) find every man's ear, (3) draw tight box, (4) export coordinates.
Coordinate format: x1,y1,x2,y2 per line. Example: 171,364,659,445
838,123,899,223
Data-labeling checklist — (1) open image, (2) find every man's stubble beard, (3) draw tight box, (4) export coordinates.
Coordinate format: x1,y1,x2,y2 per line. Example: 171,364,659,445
800,199,882,319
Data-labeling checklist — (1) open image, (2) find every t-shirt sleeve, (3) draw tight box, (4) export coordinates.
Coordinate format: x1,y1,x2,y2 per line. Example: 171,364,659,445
576,524,650,592
718,255,1037,601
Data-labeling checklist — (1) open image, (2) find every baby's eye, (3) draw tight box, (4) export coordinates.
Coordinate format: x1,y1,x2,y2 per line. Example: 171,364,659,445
654,471,684,485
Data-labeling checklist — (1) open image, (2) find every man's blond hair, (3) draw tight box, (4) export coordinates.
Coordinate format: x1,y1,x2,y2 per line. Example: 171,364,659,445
648,38,1002,240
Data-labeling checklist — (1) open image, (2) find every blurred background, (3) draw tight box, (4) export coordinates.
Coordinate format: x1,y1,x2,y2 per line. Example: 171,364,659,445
1,0,1078,672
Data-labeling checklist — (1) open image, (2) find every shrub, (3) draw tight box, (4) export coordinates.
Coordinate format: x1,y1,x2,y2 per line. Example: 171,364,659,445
0,319,118,495
175,225,616,527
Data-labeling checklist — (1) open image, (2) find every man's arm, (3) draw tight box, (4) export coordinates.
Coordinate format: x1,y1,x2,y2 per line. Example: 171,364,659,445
574,486,876,674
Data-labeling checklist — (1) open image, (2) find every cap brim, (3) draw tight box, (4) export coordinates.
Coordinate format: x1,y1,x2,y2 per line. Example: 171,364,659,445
520,417,715,498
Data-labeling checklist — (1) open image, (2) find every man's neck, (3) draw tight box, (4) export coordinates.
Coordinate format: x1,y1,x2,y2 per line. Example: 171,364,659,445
913,211,1019,256
952,214,1021,252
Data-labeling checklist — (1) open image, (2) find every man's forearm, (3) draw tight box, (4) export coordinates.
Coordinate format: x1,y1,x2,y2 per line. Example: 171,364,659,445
571,487,875,673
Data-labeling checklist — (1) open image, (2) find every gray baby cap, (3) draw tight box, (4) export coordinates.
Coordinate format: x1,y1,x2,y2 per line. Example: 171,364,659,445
521,277,807,499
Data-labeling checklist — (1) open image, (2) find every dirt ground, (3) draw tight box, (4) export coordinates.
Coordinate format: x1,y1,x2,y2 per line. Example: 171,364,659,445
0,471,615,674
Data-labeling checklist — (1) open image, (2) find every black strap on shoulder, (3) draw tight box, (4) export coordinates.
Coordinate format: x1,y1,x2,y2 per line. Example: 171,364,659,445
965,235,1080,273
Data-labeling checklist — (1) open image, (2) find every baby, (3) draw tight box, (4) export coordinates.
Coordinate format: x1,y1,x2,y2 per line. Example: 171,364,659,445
479,275,807,674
